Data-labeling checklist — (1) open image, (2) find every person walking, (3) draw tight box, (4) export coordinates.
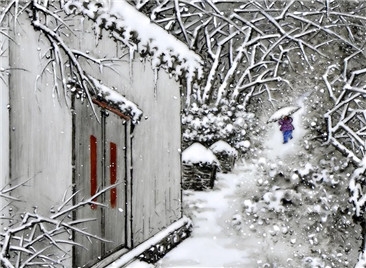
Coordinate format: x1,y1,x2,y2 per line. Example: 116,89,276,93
279,116,294,144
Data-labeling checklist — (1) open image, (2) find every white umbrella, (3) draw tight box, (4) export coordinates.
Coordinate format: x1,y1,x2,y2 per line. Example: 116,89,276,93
267,106,301,123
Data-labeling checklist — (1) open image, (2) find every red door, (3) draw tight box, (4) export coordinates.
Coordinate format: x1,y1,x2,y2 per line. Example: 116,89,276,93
73,101,127,267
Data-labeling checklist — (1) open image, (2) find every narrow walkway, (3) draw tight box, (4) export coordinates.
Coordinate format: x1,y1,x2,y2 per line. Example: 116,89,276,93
155,94,311,267
155,163,261,268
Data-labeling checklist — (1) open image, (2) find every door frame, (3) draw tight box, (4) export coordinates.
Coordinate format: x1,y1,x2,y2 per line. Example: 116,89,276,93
71,97,134,266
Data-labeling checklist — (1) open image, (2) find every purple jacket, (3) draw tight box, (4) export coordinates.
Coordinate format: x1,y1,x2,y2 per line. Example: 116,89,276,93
279,117,294,132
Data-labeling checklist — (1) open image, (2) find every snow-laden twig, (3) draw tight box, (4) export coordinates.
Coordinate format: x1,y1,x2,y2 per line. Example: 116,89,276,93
322,45,366,264
30,3,99,118
349,158,366,217
174,0,189,43
0,182,116,267
51,182,119,220
287,13,363,53
138,0,366,110
322,64,339,102
215,39,249,105
201,46,221,103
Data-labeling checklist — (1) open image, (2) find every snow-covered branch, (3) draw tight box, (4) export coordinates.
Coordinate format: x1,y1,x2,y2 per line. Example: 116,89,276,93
0,180,116,268
131,0,366,108
321,35,366,264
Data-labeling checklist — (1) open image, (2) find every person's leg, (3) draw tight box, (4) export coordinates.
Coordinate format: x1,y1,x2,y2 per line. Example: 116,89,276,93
283,130,292,143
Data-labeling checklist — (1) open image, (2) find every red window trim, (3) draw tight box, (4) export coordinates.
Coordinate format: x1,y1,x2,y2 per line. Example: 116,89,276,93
90,135,98,209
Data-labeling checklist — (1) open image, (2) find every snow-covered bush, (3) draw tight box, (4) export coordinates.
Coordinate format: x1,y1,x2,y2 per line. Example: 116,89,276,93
209,140,238,173
182,102,258,157
209,140,238,158
236,148,360,267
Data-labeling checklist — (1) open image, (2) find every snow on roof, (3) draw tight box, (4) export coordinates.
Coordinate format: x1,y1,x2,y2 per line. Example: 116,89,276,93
88,75,143,124
182,142,220,166
63,0,203,81
209,140,238,157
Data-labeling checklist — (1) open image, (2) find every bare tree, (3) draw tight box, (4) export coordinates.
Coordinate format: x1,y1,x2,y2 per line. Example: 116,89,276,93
131,0,366,154
133,0,366,264
130,0,366,109
323,50,366,266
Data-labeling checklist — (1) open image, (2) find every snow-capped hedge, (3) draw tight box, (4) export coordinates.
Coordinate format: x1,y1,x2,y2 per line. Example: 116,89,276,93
182,143,219,190
182,142,219,167
209,140,238,157
209,140,237,173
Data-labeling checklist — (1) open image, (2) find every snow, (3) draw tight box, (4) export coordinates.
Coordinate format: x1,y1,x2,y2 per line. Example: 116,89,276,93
88,75,143,124
266,106,301,123
209,140,238,157
157,92,340,268
63,0,203,81
182,142,219,166
107,216,191,268
235,140,251,150
157,160,303,267
156,164,258,268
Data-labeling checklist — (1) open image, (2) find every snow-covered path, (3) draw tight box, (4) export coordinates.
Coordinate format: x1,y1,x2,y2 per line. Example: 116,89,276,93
154,94,312,268
155,163,262,268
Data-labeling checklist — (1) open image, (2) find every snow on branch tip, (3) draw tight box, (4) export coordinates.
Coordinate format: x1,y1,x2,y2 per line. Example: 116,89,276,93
63,0,204,82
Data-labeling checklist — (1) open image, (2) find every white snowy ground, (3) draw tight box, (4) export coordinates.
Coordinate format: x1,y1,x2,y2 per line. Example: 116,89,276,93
129,99,308,268
154,163,260,268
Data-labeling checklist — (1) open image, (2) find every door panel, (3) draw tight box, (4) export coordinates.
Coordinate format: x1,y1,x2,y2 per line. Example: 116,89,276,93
104,112,127,253
74,101,103,267
74,102,128,266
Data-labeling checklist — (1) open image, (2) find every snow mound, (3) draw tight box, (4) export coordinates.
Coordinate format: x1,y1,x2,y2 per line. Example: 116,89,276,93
236,140,251,150
182,143,219,166
209,140,238,157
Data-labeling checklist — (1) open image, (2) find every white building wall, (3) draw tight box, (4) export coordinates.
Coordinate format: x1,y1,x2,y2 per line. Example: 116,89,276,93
76,19,183,246
5,10,185,265
0,26,9,211
9,14,73,214
7,14,73,267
